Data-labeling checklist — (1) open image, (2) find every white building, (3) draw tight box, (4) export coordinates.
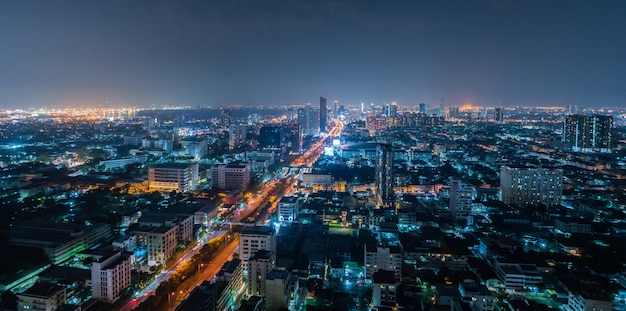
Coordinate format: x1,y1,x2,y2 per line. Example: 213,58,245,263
17,282,66,311
182,137,207,159
564,291,612,311
277,196,300,223
91,251,132,303
148,162,199,192
229,123,248,150
210,164,250,191
239,226,276,273
133,225,177,266
494,260,542,292
449,179,475,221
365,243,403,282
500,165,563,207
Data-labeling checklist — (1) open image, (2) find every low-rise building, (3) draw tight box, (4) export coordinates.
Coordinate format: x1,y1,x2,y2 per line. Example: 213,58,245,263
17,282,66,311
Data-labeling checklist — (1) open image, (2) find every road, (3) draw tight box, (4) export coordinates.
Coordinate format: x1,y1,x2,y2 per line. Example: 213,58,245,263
120,231,227,311
168,238,240,310
125,119,343,311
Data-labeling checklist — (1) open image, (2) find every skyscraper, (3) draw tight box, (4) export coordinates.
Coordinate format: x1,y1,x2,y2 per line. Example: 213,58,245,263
220,108,233,128
297,104,319,136
376,144,395,208
320,96,327,134
494,107,504,122
563,114,613,152
419,103,426,114
500,165,563,207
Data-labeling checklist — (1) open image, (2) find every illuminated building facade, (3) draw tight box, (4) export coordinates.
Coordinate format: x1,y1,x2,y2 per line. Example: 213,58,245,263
376,143,395,208
210,163,250,191
148,162,199,192
91,251,131,303
320,96,327,134
500,165,563,207
563,114,613,152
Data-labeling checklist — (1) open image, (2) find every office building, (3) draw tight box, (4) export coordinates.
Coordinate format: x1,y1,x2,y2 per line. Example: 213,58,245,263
449,179,475,221
5,221,111,265
376,144,395,208
419,103,426,114
229,123,248,150
91,251,132,303
495,107,504,122
139,213,194,244
181,137,207,159
148,162,199,193
210,163,250,191
258,125,285,150
17,282,66,311
239,226,276,273
320,96,327,134
284,123,302,153
297,104,319,136
132,225,177,266
221,108,233,128
500,165,563,207
277,196,299,223
265,269,290,311
563,114,613,152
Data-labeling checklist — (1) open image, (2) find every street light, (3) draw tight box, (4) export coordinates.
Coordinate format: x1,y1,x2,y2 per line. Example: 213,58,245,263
168,292,175,306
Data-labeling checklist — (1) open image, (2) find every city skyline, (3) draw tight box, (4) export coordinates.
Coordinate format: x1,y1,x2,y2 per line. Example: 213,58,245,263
1,1,625,108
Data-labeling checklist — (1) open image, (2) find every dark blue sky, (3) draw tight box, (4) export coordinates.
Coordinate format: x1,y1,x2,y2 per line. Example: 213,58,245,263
1,0,625,108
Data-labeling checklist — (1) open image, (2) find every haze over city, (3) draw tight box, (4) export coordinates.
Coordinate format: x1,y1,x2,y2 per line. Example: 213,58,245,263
1,0,625,108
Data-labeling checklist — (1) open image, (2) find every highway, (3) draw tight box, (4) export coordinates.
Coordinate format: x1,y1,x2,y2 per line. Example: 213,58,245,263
126,119,343,311
167,238,240,310
120,231,227,311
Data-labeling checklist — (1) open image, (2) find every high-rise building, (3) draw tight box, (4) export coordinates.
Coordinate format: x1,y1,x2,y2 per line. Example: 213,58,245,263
239,226,276,272
229,123,248,150
284,123,302,153
500,165,563,207
376,144,395,208
449,179,475,221
365,242,402,281
148,162,199,192
449,106,460,119
91,251,132,303
258,125,285,150
265,269,290,311
248,250,275,296
320,97,327,134
210,163,250,191
221,108,233,128
419,103,426,114
384,102,398,118
181,137,207,159
495,107,504,122
297,104,319,136
563,114,613,152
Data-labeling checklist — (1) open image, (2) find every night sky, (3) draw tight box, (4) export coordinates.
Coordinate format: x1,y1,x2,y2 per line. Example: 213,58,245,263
1,1,625,108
